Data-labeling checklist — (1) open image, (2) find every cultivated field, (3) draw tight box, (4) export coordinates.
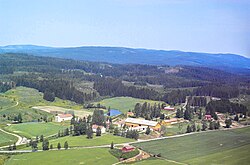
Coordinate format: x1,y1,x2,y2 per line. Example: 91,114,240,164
32,106,92,118
28,134,134,150
96,97,164,113
5,122,69,138
133,127,250,165
0,130,18,147
5,148,117,165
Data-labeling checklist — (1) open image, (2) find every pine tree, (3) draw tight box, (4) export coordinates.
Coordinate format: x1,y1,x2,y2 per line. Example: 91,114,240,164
110,141,114,149
64,141,69,150
96,127,102,136
57,143,61,150
145,126,151,135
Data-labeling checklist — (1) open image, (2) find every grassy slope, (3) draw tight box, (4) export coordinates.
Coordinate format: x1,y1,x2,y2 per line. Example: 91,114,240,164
5,148,117,165
133,127,250,164
0,130,18,147
0,87,89,122
96,97,164,113
26,134,134,150
5,122,69,138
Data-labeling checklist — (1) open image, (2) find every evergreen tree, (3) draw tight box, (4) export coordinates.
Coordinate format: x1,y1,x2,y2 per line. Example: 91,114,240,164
64,141,69,150
202,121,207,131
42,139,49,150
86,124,93,139
186,125,192,133
234,115,239,121
50,144,53,150
113,127,119,136
209,121,214,130
13,143,16,150
57,143,61,150
40,135,44,142
96,127,102,136
225,118,232,128
110,141,114,149
145,126,151,135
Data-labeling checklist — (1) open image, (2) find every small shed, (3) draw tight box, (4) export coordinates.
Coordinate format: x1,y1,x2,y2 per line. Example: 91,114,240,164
121,146,135,153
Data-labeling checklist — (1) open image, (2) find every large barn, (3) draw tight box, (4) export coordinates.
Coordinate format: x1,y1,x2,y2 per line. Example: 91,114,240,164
125,118,161,131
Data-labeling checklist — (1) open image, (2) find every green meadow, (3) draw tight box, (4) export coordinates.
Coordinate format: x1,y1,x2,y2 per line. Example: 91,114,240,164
5,148,117,165
96,97,164,113
133,127,250,165
0,130,18,147
0,87,90,122
27,134,134,150
5,122,69,138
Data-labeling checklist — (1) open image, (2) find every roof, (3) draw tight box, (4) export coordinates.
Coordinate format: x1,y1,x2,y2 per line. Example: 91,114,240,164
58,114,73,118
165,118,178,123
92,124,104,129
122,146,135,150
164,106,175,110
125,118,158,126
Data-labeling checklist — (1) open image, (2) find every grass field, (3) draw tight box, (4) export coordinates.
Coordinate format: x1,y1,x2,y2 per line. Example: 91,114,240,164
133,127,250,165
5,148,118,165
131,158,179,165
0,155,9,165
0,130,18,147
5,122,69,138
27,134,134,150
0,96,16,110
0,87,90,122
96,97,164,113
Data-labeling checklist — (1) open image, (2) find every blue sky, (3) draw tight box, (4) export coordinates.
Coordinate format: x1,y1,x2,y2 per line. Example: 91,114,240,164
0,0,249,57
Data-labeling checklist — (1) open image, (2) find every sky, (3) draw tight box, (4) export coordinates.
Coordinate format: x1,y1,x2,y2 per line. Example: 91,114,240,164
0,0,250,57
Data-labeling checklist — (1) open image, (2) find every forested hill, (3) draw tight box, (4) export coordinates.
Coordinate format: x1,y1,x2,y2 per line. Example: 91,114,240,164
1,53,250,105
1,45,250,74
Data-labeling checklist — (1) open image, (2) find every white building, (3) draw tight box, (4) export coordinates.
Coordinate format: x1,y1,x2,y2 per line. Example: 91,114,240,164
92,124,106,133
55,114,73,122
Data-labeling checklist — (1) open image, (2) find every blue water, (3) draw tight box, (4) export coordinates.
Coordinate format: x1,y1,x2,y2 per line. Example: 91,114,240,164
106,109,122,116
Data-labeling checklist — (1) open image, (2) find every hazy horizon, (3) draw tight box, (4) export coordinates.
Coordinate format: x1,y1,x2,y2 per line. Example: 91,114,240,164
1,0,250,57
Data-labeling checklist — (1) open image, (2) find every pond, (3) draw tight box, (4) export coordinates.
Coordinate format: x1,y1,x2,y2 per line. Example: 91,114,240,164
106,109,122,116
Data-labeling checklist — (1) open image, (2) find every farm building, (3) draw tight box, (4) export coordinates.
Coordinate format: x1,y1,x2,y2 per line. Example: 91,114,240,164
55,114,73,122
92,124,106,133
163,118,178,125
204,115,212,120
122,146,135,153
163,106,175,111
125,118,161,131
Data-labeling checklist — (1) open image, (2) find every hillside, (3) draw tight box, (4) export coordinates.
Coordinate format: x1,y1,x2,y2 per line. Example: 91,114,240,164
1,45,250,73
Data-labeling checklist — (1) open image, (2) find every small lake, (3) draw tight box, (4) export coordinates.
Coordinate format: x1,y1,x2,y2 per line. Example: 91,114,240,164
106,109,122,116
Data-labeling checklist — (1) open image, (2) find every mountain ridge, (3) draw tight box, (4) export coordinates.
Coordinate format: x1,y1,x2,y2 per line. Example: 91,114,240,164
0,45,249,73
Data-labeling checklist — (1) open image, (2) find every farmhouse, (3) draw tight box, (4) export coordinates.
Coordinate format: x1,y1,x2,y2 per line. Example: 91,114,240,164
163,106,175,111
92,124,106,133
55,114,73,122
204,115,212,120
125,118,161,131
121,145,135,153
